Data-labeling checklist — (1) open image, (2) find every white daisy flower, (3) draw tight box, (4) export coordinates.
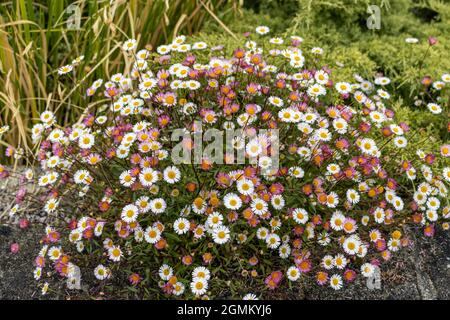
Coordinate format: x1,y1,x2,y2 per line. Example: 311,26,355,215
192,266,211,280
159,264,173,280
122,39,137,51
223,193,242,210
265,233,281,249
94,264,110,280
251,198,268,216
108,246,123,262
330,274,343,290
163,166,181,184
255,26,270,35
360,263,375,277
121,204,139,223
78,133,95,149
292,208,309,224
119,170,135,187
139,168,159,187
144,226,161,244
237,178,255,196
286,266,300,281
190,277,208,296
212,225,231,244
173,218,190,235
149,198,166,214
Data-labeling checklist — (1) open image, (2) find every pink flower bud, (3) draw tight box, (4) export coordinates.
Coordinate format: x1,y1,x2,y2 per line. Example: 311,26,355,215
428,36,437,46
10,243,19,254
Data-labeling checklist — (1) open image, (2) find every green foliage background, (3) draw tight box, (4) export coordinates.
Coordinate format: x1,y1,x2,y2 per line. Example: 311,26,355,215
198,0,449,144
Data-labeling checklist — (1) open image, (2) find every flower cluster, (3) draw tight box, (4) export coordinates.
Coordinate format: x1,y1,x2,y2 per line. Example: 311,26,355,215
415,72,450,115
1,26,449,299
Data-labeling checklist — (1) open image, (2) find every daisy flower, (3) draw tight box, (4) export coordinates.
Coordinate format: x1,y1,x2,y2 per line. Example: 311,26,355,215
191,277,208,296
33,267,42,280
193,225,206,239
94,264,110,280
135,196,150,213
78,133,95,149
268,96,284,107
292,208,309,224
144,226,161,244
108,246,123,262
330,211,345,231
343,236,361,255
359,138,377,155
329,274,343,290
333,254,347,270
321,255,334,270
119,170,135,187
279,243,291,258
271,194,285,210
287,266,301,281
258,156,273,170
223,193,242,210
326,192,339,208
360,263,375,277
256,227,269,240
346,189,360,204
255,26,270,35
246,139,262,157
425,210,438,222
58,64,73,75
157,45,171,55
374,77,391,86
393,136,407,148
266,233,281,249
335,82,352,94
193,42,207,50
121,204,139,223
48,129,64,142
42,282,49,295
314,70,329,84
307,84,326,97
237,178,255,196
173,282,186,296
443,167,450,182
44,198,59,213
206,212,223,229
173,218,190,235
392,197,404,211
212,225,231,244
311,47,323,55
427,103,442,114
159,264,173,280
163,166,181,184
149,198,166,214
243,293,258,300
374,207,385,223
251,198,268,216
192,266,211,280
48,246,62,260
122,39,137,51
73,170,91,185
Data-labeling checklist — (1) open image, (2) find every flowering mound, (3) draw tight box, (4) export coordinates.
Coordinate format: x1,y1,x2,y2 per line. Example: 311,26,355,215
1,26,449,299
